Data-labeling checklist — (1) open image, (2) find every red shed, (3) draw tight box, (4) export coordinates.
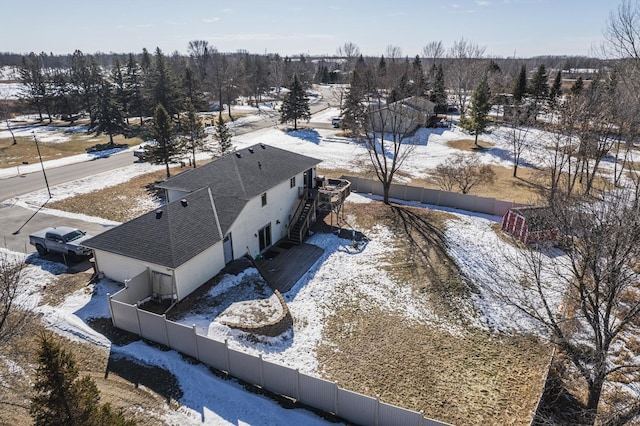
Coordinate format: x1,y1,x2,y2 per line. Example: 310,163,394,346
501,206,558,244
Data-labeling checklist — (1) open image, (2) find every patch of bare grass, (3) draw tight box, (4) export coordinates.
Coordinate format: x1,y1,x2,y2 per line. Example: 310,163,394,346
0,123,142,168
317,201,552,425
447,138,495,151
318,306,550,426
47,169,173,222
40,271,93,307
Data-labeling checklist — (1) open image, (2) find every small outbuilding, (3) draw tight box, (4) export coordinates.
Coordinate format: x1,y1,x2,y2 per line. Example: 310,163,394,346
501,206,558,244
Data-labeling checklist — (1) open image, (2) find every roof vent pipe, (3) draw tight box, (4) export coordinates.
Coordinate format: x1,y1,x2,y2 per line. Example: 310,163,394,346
260,143,266,149
181,199,188,207
155,210,163,219
248,148,254,153
235,152,241,158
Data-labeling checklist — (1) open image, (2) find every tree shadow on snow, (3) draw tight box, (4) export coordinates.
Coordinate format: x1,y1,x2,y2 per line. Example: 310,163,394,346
285,128,321,144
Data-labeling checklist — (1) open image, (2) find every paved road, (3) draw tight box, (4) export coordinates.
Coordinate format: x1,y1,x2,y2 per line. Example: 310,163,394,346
0,150,138,202
0,87,335,257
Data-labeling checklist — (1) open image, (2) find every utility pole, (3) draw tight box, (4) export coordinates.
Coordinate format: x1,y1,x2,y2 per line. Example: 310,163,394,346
32,132,51,198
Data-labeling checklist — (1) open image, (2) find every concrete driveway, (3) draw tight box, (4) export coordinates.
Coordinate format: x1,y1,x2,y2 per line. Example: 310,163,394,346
0,202,115,271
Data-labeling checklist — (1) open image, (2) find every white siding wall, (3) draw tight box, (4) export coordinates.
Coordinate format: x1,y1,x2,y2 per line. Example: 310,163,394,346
93,250,171,284
229,174,304,259
173,242,226,300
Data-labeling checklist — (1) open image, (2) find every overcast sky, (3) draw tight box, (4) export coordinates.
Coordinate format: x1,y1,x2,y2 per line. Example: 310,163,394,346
2,0,618,58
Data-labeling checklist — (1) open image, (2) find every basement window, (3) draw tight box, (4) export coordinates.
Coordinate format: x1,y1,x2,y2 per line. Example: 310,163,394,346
261,192,267,207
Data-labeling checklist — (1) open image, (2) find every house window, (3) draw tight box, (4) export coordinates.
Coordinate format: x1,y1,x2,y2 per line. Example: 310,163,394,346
261,192,267,206
290,176,296,188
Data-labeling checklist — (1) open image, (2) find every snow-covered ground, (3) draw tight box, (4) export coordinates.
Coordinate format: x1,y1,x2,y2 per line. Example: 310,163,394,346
2,99,637,424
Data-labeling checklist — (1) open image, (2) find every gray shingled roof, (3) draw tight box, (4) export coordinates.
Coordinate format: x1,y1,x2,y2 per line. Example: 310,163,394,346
157,143,321,200
158,143,321,235
84,187,222,268
84,143,321,268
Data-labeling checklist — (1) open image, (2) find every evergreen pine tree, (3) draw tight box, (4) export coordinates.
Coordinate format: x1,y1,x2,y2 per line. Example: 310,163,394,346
512,65,527,103
181,67,206,112
180,101,206,167
570,76,584,96
148,47,180,117
147,103,180,178
111,58,128,125
549,70,562,105
459,77,492,146
530,64,549,103
30,332,135,426
430,64,447,113
411,55,427,96
125,54,144,127
279,74,310,130
342,69,367,135
213,114,233,156
94,80,126,144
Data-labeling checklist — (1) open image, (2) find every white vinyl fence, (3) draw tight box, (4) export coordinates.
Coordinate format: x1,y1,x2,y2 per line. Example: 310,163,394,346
106,179,526,426
107,291,448,426
341,175,528,218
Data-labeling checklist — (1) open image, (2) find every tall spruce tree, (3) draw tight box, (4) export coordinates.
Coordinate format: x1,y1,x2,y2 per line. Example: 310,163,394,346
459,76,492,146
147,104,180,178
213,114,233,155
342,69,367,135
512,65,527,103
94,80,126,144
279,74,310,130
430,64,447,113
530,64,549,103
549,70,562,106
180,102,206,167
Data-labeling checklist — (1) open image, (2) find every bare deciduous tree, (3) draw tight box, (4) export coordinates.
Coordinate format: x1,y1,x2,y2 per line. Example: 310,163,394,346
494,191,640,425
361,94,419,204
1,101,17,145
0,251,34,347
433,153,495,194
506,104,536,177
446,38,486,115
422,41,444,61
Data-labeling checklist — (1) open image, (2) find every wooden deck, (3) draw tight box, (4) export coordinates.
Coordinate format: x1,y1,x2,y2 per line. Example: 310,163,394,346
254,240,324,293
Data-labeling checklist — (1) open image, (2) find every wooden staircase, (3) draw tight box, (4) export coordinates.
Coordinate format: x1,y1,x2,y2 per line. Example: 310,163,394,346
288,191,317,244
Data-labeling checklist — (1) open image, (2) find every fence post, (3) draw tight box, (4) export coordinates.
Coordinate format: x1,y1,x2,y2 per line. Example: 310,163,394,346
375,394,380,426
296,369,301,401
163,314,170,347
193,325,200,361
259,354,264,388
418,410,424,426
134,304,142,336
225,339,230,373
106,293,115,328
334,381,339,415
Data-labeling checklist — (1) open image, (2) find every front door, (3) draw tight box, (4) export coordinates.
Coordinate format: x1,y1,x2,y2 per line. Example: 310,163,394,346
258,224,271,252
223,233,233,264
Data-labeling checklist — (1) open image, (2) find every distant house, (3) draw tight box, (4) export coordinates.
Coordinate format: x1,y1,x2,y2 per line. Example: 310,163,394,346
368,96,436,134
501,206,558,244
84,143,325,302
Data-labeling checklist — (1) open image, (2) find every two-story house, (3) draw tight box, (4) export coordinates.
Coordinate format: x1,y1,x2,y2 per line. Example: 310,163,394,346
84,143,322,302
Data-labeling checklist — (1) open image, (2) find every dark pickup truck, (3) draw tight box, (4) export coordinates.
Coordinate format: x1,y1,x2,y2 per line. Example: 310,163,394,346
29,227,93,257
